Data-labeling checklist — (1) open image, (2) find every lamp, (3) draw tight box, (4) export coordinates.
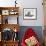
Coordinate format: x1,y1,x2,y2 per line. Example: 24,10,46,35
15,0,17,7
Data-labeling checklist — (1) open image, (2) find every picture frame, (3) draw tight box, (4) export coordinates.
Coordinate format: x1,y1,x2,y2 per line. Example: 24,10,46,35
23,8,37,20
2,10,9,15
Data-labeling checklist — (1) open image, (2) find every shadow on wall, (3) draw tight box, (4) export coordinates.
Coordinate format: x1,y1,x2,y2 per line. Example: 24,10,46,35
18,26,43,44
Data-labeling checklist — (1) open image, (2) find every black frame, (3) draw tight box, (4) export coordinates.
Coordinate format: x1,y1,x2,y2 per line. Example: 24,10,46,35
23,8,37,20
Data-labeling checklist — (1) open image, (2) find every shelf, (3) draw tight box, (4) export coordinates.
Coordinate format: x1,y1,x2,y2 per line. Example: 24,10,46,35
0,7,19,10
0,24,20,32
2,40,19,43
0,7,19,24
0,7,19,46
0,7,19,16
1,40,19,46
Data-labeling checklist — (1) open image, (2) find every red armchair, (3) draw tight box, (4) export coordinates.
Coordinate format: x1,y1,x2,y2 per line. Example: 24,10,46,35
21,28,41,46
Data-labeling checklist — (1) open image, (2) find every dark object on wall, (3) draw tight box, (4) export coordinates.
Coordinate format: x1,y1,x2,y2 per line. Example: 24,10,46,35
42,3,43,5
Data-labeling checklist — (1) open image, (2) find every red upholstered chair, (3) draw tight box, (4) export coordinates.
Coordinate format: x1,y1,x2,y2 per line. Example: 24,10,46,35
21,28,41,46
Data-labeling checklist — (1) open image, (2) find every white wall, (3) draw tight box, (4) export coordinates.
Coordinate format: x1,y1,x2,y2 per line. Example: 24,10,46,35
0,0,44,26
17,0,44,26
0,0,15,7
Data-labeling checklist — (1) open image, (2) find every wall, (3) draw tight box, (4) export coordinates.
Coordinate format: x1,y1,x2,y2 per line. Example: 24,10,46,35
0,0,44,44
18,0,44,26
0,0,15,7
0,0,44,26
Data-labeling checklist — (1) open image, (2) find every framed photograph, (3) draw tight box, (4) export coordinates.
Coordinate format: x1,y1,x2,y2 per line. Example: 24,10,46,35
2,10,9,15
23,8,37,20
